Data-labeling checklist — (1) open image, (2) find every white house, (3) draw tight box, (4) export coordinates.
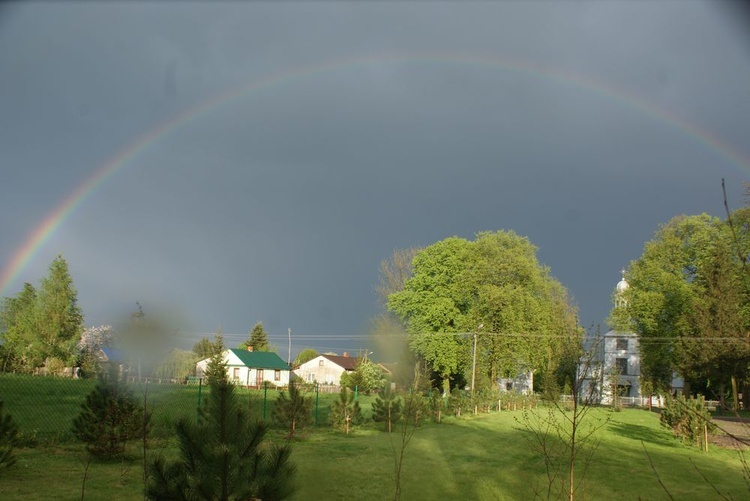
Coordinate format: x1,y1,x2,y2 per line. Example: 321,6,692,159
196,348,290,388
293,353,359,386
499,370,534,395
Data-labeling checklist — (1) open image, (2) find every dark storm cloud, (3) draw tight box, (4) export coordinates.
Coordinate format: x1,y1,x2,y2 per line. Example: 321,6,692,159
1,2,749,353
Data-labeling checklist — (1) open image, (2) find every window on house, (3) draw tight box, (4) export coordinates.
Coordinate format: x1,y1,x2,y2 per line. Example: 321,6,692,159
274,370,281,381
616,338,628,351
616,358,628,375
506,382,513,391
319,360,324,367
233,368,239,380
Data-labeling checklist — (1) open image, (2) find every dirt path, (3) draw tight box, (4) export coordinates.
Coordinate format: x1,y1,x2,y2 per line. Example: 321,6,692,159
710,416,750,449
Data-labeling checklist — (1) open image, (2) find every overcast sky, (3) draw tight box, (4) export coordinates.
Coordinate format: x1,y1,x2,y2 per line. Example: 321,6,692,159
2,2,749,357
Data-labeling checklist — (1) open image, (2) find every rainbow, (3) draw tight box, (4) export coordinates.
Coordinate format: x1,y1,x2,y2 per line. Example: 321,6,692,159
2,53,749,297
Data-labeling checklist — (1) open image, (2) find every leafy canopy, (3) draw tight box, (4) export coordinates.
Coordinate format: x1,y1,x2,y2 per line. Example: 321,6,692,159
388,231,580,393
609,213,750,401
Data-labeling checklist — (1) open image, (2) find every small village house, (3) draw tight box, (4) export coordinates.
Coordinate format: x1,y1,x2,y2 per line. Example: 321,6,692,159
196,347,290,388
293,352,359,386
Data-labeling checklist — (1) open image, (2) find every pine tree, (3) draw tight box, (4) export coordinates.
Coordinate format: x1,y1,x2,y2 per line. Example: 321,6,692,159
0,401,19,471
71,370,146,458
193,333,225,359
428,389,444,423
146,361,296,500
329,387,363,434
239,322,270,352
38,255,84,369
372,385,402,432
203,349,229,386
272,382,313,438
448,388,469,418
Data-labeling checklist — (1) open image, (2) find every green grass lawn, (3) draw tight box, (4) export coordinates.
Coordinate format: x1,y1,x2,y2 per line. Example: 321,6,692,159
2,374,748,500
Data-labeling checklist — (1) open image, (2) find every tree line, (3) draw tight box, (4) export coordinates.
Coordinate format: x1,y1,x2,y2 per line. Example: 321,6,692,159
5,210,749,409
0,259,274,380
609,204,750,411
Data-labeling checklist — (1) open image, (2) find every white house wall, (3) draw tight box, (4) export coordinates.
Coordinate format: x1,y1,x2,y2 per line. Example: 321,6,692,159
294,356,346,385
227,365,289,387
499,371,534,395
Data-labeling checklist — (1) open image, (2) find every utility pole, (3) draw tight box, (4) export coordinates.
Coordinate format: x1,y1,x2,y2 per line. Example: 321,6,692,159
471,333,477,394
471,324,483,396
287,328,292,365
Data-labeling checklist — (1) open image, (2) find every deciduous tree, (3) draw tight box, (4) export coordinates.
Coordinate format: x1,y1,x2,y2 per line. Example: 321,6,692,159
388,232,579,395
0,283,39,371
610,214,750,408
292,348,318,367
340,358,387,394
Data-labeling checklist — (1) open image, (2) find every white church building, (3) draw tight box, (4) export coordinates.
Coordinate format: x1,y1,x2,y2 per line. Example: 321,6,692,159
579,272,643,404
581,271,684,405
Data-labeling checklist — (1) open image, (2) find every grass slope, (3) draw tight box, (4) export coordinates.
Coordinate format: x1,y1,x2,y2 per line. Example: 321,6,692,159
291,409,748,500
2,374,747,499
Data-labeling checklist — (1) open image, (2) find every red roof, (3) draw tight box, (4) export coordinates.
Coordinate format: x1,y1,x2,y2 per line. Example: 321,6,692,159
322,354,360,371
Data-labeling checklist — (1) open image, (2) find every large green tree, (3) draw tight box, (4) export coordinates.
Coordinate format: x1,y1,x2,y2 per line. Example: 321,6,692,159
388,237,473,394
388,232,579,394
37,255,84,368
0,255,83,372
610,213,750,409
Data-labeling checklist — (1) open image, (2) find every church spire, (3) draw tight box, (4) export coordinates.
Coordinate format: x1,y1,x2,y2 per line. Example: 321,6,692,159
615,269,629,308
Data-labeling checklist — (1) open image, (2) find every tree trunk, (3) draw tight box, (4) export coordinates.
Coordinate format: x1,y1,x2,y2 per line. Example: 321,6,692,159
718,381,726,411
731,375,739,413
442,376,450,396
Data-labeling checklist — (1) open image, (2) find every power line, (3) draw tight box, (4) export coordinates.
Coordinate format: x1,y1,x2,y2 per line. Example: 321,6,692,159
175,330,750,344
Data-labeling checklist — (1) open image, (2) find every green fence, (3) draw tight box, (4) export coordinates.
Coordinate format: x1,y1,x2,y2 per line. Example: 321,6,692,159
0,373,290,444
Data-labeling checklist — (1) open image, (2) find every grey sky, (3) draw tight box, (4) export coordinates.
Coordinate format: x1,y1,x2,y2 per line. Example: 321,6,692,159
1,2,749,355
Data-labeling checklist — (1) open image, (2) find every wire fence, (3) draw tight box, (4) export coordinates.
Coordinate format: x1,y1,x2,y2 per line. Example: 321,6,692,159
559,393,722,410
0,372,293,445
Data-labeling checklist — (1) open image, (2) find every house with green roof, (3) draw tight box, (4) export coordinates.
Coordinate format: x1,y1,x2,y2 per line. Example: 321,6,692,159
196,347,290,387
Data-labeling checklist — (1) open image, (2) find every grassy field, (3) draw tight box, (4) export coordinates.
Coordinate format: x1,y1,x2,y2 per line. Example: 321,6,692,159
1,374,364,443
2,374,749,499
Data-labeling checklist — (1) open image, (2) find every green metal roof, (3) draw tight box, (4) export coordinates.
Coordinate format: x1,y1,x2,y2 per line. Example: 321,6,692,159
228,349,289,370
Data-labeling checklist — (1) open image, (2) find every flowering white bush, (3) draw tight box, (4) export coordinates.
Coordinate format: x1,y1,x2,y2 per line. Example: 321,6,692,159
77,325,115,353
